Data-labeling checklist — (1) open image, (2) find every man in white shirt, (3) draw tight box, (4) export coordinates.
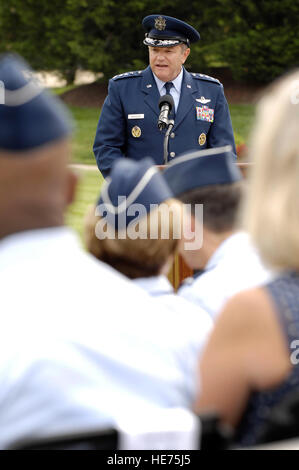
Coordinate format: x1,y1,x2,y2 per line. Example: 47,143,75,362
0,53,205,449
164,147,271,320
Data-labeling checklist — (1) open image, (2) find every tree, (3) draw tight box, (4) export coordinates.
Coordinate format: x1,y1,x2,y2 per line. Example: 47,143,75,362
0,0,297,83
199,0,299,82
0,0,83,83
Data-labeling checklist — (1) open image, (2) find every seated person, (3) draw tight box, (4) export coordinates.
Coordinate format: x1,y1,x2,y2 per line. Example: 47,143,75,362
164,147,271,320
194,71,299,446
84,157,212,370
0,53,206,449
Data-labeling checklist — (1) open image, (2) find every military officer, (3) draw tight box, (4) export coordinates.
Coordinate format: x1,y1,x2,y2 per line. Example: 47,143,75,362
93,14,236,178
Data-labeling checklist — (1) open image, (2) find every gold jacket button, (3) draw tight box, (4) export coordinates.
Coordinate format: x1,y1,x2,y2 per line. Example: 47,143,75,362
170,132,175,138
170,152,176,158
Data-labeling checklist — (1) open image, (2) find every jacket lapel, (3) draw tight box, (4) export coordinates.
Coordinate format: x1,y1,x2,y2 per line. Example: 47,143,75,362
141,66,160,116
174,68,197,130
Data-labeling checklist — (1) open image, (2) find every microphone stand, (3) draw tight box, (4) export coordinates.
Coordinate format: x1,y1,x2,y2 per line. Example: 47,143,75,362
163,119,174,165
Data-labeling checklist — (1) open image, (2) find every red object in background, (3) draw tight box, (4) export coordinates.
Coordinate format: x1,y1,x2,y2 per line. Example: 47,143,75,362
236,143,248,159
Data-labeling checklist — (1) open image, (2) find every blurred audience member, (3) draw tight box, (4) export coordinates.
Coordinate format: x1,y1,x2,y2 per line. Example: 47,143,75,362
85,157,212,388
0,54,205,449
195,71,299,446
164,147,271,320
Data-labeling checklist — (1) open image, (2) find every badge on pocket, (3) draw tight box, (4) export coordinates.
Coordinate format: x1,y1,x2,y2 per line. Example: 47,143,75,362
131,126,141,138
198,133,206,146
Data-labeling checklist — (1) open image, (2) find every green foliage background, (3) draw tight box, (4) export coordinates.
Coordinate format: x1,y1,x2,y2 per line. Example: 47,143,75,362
0,0,298,83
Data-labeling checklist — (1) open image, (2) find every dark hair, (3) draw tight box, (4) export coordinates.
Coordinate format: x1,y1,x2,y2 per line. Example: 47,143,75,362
179,181,244,233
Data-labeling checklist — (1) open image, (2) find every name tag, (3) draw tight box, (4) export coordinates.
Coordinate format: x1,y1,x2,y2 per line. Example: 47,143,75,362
128,114,144,119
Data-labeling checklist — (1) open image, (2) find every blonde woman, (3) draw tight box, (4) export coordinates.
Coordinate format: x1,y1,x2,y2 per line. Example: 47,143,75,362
195,71,299,446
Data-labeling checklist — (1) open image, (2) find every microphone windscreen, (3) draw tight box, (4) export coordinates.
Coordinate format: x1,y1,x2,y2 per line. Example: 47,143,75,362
158,94,174,111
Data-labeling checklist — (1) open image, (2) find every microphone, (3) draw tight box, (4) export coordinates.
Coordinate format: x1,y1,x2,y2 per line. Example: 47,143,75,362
158,94,174,131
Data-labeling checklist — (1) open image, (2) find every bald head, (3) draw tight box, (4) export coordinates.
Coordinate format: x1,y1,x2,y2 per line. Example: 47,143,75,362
0,138,77,239
0,53,76,239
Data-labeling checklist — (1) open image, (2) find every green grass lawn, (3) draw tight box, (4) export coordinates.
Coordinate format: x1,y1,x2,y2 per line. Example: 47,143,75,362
52,85,78,96
230,104,255,146
70,106,101,164
66,169,103,241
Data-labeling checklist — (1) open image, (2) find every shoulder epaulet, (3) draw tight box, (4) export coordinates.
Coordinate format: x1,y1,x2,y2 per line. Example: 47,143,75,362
191,73,222,85
112,70,143,81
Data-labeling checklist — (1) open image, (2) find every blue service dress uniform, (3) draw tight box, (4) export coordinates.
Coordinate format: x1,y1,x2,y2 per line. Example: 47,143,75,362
93,66,236,178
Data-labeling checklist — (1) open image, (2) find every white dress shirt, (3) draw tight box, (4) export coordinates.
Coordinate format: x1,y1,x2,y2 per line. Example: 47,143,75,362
178,232,272,320
133,275,212,346
0,227,206,449
133,275,212,407
153,68,183,113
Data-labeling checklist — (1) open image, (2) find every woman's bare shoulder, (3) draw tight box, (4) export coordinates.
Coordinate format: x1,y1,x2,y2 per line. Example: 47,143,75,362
214,285,291,387
217,286,276,333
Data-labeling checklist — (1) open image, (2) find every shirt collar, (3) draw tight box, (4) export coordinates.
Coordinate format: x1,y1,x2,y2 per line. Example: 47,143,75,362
133,275,174,296
0,227,81,269
153,68,184,95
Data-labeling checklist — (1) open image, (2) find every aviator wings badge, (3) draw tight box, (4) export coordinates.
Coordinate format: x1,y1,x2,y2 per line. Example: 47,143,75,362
196,96,211,104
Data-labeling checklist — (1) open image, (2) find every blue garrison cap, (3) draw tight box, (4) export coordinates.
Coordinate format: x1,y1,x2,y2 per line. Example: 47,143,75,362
98,157,173,230
0,53,72,152
142,15,200,48
163,146,242,196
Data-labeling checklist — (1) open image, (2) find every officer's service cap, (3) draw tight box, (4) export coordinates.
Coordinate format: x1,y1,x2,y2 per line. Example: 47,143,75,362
98,157,173,230
0,53,72,152
142,15,200,48
163,146,242,196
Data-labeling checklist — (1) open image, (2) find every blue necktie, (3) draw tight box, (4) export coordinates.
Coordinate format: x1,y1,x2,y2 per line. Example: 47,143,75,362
164,81,175,118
